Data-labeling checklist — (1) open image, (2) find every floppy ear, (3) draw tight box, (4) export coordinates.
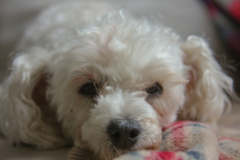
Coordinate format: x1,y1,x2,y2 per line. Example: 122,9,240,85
178,36,236,126
0,48,68,149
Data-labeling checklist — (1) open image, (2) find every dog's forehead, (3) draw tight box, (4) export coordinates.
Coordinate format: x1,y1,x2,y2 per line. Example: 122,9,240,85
64,37,184,89
56,18,185,87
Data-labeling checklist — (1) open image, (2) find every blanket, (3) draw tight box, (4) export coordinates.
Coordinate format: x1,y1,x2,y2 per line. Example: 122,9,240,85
115,121,240,160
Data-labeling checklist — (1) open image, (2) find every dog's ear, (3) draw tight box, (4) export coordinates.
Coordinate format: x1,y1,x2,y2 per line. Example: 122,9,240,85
0,48,68,148
178,36,236,126
32,73,60,126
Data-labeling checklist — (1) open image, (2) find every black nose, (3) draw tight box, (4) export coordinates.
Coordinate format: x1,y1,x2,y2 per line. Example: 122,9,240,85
107,119,141,150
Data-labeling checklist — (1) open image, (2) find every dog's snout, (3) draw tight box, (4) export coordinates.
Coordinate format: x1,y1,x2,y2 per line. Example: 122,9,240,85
107,120,140,150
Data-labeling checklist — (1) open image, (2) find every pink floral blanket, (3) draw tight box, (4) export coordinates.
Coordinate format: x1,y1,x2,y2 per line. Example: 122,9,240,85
115,121,240,160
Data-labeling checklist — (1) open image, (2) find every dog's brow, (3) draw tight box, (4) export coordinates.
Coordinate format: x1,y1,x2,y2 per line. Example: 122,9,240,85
71,71,99,84
85,71,94,80
72,77,83,82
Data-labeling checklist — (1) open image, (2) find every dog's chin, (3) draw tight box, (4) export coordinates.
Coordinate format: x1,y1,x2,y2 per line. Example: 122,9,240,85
68,143,161,160
68,146,120,160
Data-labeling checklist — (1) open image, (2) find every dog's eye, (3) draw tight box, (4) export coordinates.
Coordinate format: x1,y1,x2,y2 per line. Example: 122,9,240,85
147,83,163,95
79,82,97,95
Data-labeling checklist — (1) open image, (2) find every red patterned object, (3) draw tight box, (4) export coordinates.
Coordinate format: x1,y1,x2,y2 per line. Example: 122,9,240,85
115,121,240,160
229,0,240,22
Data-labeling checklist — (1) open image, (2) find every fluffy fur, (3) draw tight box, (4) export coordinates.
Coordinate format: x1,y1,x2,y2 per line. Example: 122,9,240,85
0,1,236,160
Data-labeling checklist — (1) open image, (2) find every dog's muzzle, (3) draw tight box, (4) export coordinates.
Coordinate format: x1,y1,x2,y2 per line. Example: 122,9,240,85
107,119,141,150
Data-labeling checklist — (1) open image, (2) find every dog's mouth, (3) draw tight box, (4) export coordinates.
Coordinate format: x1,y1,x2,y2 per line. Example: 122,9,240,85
105,140,161,159
73,120,162,160
112,144,160,154
68,142,161,160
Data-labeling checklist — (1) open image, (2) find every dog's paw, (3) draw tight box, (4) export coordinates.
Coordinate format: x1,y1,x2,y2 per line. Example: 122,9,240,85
68,146,95,160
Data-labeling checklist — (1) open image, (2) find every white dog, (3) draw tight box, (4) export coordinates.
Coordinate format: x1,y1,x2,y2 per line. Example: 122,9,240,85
0,1,236,160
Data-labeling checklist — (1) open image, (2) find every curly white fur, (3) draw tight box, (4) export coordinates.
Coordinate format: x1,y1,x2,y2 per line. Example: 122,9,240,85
0,1,236,160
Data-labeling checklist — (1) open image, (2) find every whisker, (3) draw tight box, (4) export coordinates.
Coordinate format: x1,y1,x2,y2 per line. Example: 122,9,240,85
114,146,120,155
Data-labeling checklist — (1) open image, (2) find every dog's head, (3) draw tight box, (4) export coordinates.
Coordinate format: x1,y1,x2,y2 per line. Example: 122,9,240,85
45,11,189,159
14,11,234,159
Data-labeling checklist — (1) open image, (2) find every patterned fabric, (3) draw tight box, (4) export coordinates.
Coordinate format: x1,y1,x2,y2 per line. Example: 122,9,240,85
201,0,240,59
115,121,240,160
